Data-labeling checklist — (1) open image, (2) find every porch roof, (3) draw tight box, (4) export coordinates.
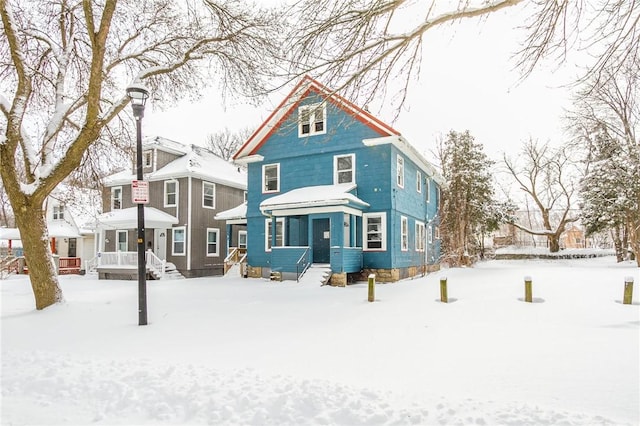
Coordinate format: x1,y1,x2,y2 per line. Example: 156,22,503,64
260,184,369,215
214,202,247,223
96,207,179,230
1,222,81,239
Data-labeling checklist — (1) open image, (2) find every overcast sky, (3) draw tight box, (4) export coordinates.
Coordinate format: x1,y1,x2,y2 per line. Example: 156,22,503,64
143,5,580,165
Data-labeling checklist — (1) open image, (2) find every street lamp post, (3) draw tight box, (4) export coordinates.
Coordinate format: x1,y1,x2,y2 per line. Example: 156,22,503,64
127,83,149,326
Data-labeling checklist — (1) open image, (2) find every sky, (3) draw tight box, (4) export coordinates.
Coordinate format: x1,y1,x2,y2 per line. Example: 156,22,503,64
143,4,579,164
2,255,638,425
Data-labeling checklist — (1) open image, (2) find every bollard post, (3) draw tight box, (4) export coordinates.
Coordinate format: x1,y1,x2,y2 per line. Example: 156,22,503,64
623,276,634,305
440,277,448,303
524,276,532,303
368,274,375,302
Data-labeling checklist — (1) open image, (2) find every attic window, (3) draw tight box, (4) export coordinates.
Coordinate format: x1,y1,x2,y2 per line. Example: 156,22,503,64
53,205,64,220
143,150,153,168
298,103,326,137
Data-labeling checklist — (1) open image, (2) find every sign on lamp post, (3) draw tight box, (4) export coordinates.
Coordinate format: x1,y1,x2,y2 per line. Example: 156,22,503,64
132,180,150,204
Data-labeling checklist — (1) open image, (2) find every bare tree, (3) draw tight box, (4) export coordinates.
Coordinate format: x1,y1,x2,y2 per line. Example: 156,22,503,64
504,139,581,252
206,126,254,161
0,0,285,309
285,0,640,114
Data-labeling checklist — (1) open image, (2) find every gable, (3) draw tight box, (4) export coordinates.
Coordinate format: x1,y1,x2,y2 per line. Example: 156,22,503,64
234,76,400,162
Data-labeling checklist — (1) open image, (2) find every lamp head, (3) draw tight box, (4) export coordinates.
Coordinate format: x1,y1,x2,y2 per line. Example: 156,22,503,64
126,83,150,119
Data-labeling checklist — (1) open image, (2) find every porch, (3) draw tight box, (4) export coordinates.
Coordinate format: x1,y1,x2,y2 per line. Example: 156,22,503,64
92,250,171,280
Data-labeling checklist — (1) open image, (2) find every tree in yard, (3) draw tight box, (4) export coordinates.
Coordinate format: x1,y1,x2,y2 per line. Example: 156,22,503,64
503,139,582,253
206,126,254,161
0,0,284,309
438,130,510,266
571,57,640,266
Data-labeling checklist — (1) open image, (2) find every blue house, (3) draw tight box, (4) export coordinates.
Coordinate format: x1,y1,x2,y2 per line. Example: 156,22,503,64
232,76,444,285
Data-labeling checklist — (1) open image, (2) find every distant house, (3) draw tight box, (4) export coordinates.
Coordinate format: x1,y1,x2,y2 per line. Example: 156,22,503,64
98,137,247,279
229,76,443,285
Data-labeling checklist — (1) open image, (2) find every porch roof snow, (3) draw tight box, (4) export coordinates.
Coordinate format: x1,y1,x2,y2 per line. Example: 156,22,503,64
96,207,179,230
0,227,21,240
214,202,247,221
48,221,82,238
260,184,369,213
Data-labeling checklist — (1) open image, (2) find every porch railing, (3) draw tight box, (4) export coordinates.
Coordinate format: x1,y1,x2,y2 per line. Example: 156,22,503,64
145,250,165,280
224,247,247,274
296,247,311,282
98,251,138,266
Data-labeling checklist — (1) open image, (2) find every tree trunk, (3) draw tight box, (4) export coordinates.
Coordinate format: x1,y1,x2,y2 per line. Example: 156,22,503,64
548,235,561,252
14,202,63,310
612,227,625,262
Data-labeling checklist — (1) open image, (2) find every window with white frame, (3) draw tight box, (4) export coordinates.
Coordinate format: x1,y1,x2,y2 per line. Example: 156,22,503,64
165,180,178,207
396,155,404,188
265,218,285,251
238,230,247,249
143,150,153,168
428,225,433,244
415,221,425,252
206,228,220,256
116,230,127,252
53,205,64,220
425,178,431,202
202,181,215,209
363,212,386,251
111,186,122,210
436,186,441,208
435,226,441,240
416,171,422,193
172,227,186,255
298,103,326,137
401,216,408,251
334,154,355,184
262,163,280,193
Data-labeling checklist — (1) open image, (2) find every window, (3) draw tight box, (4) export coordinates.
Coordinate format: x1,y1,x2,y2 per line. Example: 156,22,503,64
238,230,247,249
396,155,404,188
172,227,186,255
425,178,431,202
206,228,220,257
334,154,355,184
298,103,326,137
243,191,248,202
202,182,215,209
436,186,441,208
363,212,386,251
165,180,178,207
416,171,422,193
262,164,279,193
401,216,408,251
428,225,433,244
53,205,64,220
111,187,122,210
143,150,153,168
116,230,127,252
435,226,440,240
265,218,285,251
415,221,425,252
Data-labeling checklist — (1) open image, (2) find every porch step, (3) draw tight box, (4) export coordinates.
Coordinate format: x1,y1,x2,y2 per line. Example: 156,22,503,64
150,262,185,280
298,264,331,286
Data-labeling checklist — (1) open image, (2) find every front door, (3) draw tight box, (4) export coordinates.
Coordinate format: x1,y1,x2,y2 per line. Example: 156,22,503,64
154,229,167,260
312,218,330,263
68,238,77,257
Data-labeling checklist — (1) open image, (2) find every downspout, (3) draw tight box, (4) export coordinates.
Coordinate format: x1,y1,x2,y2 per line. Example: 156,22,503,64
187,176,192,272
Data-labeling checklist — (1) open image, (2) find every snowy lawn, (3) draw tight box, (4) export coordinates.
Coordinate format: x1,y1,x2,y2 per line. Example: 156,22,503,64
2,257,638,425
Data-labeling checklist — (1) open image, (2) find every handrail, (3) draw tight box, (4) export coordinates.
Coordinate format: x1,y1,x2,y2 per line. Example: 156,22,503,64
145,250,165,280
85,256,99,272
296,247,311,282
224,247,239,263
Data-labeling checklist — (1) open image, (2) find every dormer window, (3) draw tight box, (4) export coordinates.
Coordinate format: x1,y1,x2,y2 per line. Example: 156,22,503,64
53,205,64,220
298,103,326,137
143,150,153,168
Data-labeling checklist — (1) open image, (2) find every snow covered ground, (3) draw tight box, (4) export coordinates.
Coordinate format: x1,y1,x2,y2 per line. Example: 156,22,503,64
2,256,638,425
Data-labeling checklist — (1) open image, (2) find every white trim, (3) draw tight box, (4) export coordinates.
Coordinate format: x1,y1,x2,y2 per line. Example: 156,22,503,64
428,225,433,244
116,229,128,252
298,103,327,137
401,216,408,251
172,226,186,256
416,171,422,193
270,205,364,217
262,163,280,193
164,180,178,207
363,212,386,251
202,181,216,209
234,154,264,165
334,153,355,185
425,178,431,203
187,177,192,270
265,218,285,252
206,228,220,257
396,155,404,188
143,150,153,168
415,221,425,252
111,186,123,210
238,230,247,249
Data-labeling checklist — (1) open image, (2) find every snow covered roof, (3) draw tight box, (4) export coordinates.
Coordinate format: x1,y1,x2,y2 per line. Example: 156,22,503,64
260,184,369,215
0,227,21,240
48,221,82,238
214,202,247,224
105,139,246,190
96,207,179,230
234,76,400,162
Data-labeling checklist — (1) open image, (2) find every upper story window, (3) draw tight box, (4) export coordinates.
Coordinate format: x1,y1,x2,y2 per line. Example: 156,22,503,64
334,154,355,184
363,212,386,251
416,171,422,193
111,187,122,210
165,180,178,207
298,103,326,137
143,150,153,168
262,163,280,193
53,205,65,220
396,155,404,188
202,182,215,209
425,178,431,202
